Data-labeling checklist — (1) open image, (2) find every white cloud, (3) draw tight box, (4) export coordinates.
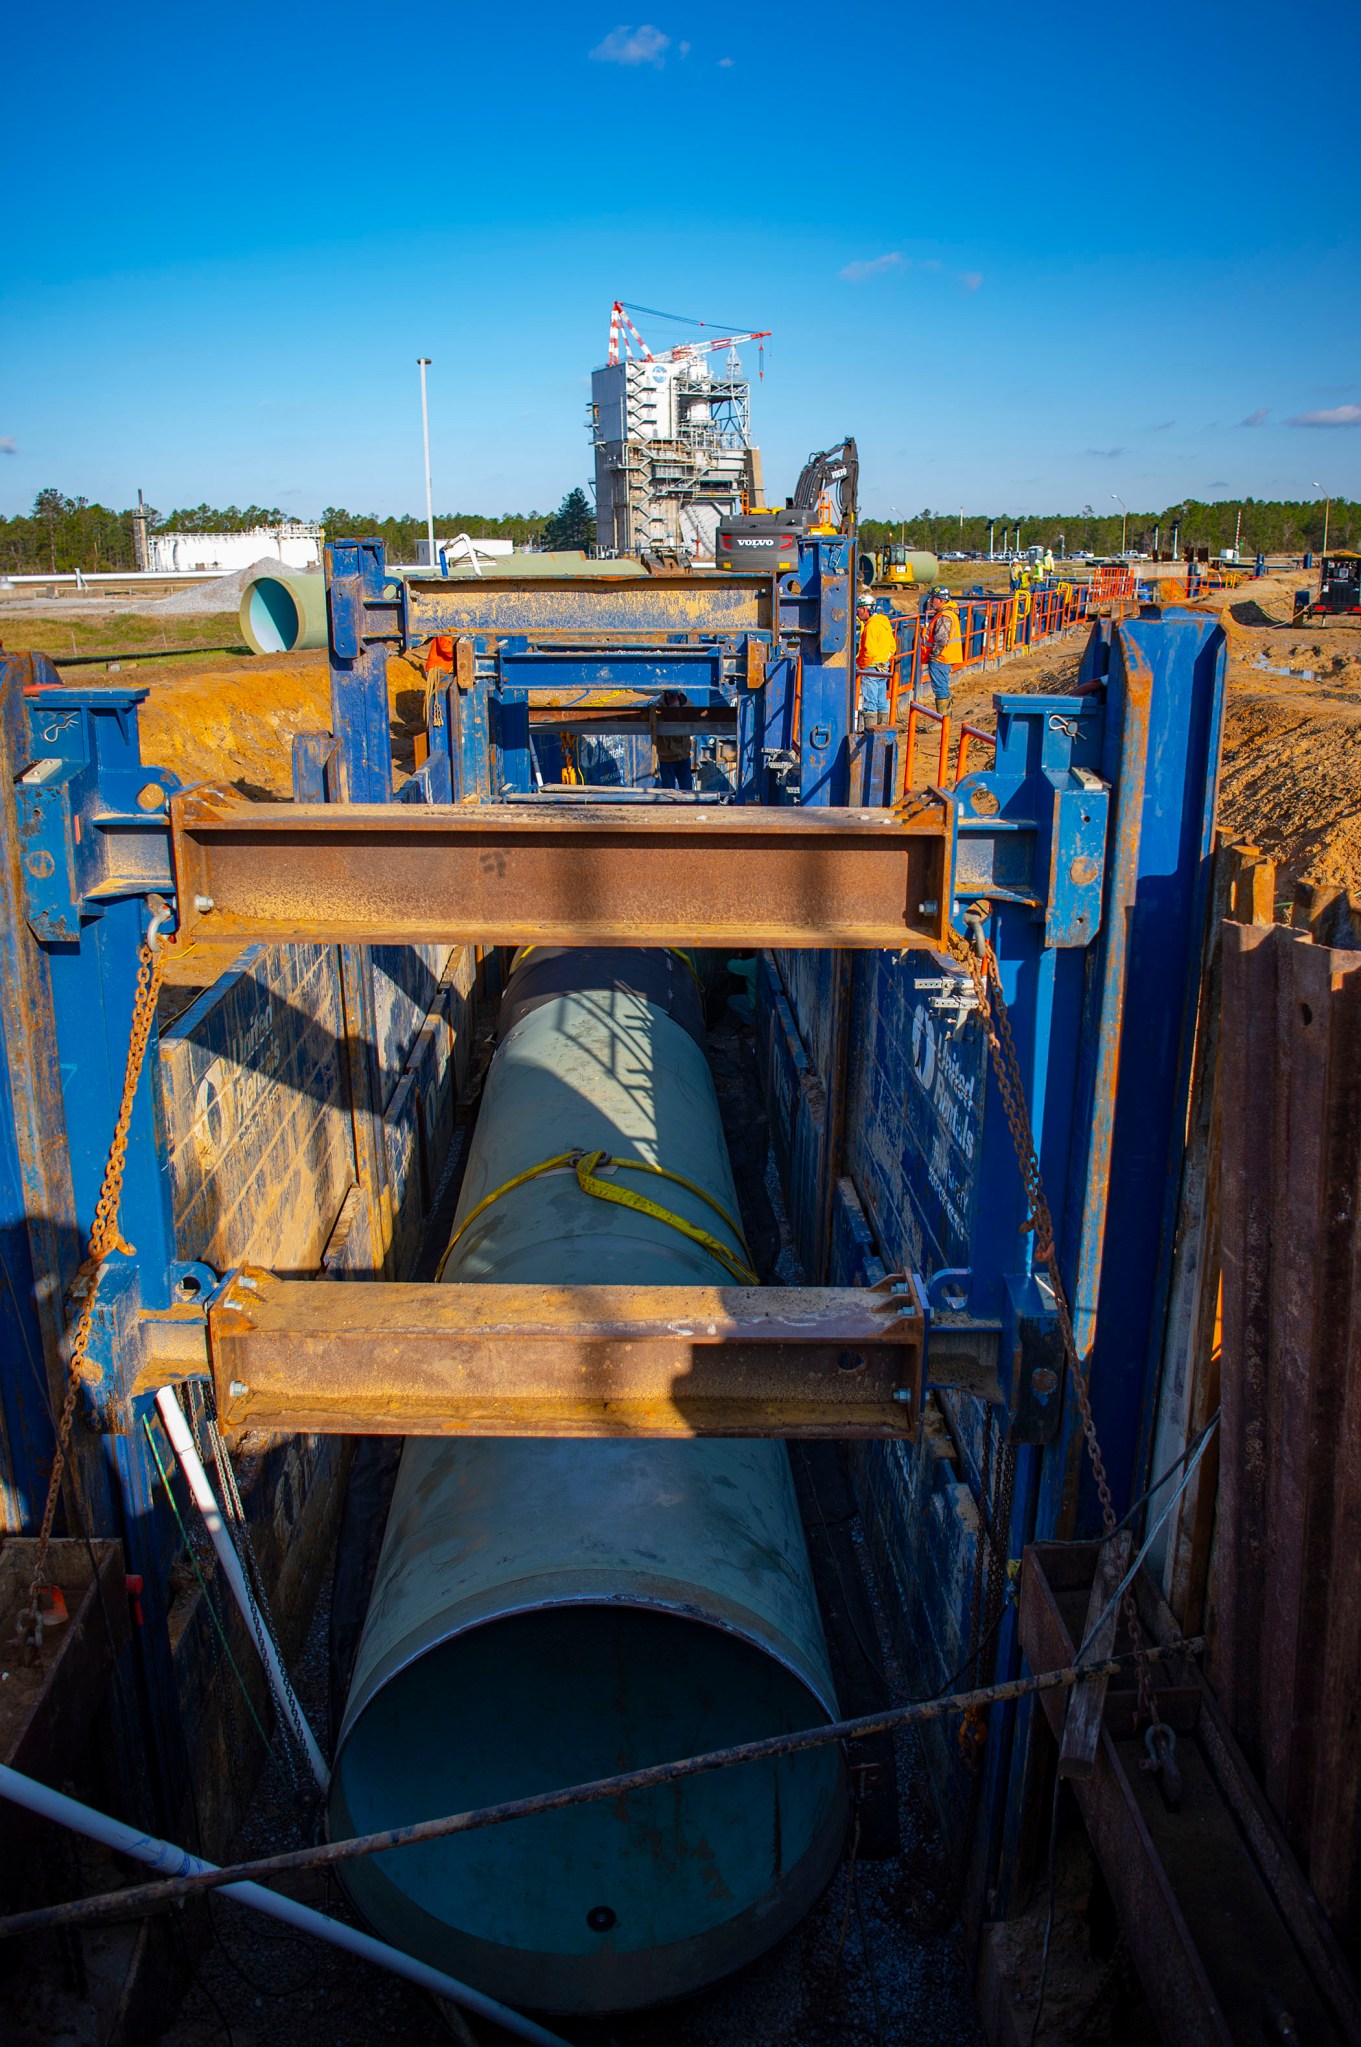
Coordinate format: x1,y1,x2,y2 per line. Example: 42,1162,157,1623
678,39,690,55
1240,407,1269,428
717,54,734,65
0,437,16,455
1085,447,1124,460
590,24,670,66
1289,404,1361,427
957,271,984,292
839,251,903,283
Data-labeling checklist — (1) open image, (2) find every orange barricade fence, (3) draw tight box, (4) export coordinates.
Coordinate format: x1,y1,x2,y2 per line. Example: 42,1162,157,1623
887,579,1090,704
1088,564,1136,604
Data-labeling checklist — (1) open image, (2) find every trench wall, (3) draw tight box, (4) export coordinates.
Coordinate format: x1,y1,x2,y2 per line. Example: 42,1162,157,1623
154,937,477,1855
760,945,980,1831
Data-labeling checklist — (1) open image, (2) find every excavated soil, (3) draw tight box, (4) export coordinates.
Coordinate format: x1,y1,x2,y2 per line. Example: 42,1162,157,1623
11,576,1357,891
943,575,1361,893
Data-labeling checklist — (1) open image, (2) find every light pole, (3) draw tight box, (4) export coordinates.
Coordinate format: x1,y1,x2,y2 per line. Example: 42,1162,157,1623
418,358,435,571
988,519,995,561
1313,481,1331,560
1111,493,1127,557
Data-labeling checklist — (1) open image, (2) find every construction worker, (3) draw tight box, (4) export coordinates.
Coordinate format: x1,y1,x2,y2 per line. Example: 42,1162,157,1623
655,689,694,791
924,586,963,713
1042,546,1055,577
855,595,896,729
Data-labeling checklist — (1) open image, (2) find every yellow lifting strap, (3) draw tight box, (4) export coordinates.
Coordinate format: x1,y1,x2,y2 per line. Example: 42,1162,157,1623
511,945,703,989
434,1147,758,1287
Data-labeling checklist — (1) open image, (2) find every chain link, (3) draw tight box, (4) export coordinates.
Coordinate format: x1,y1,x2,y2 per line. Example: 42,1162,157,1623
18,931,168,1664
945,925,1161,1728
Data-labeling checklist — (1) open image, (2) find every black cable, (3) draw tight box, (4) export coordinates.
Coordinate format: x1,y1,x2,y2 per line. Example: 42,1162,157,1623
1110,1408,1221,1540
619,301,757,334
206,1888,320,2001
1028,1769,1063,2047
850,1856,885,2046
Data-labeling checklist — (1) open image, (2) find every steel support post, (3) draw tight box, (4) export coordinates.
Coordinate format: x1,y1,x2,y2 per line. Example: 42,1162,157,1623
794,537,852,806
326,539,399,804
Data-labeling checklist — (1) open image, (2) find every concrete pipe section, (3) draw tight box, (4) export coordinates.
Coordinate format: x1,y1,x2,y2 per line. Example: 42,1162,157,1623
240,554,649,655
239,570,330,654
330,949,846,2013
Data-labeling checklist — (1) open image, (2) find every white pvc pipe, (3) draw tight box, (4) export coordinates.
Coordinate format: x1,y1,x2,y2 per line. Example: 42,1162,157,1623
0,1764,567,2047
154,1387,329,1793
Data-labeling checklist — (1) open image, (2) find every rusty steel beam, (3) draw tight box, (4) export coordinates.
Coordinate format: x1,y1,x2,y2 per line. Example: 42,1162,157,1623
206,1272,925,1437
169,791,950,950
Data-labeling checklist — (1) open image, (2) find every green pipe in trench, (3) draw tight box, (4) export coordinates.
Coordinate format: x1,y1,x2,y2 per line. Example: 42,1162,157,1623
329,947,847,2014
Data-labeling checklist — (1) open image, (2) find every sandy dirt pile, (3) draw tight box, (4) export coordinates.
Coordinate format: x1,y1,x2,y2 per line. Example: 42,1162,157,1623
136,651,426,797
945,574,1361,893
154,557,322,616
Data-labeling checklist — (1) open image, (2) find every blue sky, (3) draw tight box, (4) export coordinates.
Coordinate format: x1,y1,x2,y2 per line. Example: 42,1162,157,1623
3,0,1358,521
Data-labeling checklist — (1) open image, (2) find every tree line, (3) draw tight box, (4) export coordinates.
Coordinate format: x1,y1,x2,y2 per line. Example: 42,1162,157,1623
2,487,1351,576
0,494,578,576
859,498,1356,560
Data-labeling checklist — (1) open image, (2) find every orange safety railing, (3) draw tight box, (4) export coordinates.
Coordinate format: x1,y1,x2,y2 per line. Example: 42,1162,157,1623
954,721,996,783
894,700,951,802
886,579,1091,698
1089,564,1136,604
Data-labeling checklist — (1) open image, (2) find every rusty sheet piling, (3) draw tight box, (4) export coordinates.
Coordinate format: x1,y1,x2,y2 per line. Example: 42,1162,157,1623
1217,917,1361,1946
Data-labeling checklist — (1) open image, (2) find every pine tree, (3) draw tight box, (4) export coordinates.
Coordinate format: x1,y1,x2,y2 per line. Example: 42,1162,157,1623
543,487,595,552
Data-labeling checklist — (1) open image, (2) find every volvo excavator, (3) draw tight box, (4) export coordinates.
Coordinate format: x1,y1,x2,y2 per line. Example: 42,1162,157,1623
715,441,935,588
713,437,859,574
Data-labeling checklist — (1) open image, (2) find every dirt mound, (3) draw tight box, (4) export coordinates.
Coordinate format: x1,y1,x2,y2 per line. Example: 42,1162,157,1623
155,558,321,617
138,654,424,798
941,582,1361,893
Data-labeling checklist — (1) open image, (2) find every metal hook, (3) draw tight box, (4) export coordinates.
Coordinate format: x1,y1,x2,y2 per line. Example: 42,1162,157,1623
145,894,174,955
1142,1721,1183,1811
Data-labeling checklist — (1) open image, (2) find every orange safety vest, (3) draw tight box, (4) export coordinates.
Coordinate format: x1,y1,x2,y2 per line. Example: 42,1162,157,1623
934,601,964,666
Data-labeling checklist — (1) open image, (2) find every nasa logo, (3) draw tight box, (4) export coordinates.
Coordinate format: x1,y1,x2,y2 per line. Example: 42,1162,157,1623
911,1003,937,1094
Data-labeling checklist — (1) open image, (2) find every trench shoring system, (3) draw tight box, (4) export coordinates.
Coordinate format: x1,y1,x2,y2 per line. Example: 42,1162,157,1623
11,532,1330,2035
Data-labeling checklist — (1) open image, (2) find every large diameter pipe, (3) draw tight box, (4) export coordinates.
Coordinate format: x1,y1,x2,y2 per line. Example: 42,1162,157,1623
330,952,846,2013
240,556,649,653
0,1765,568,2047
240,570,330,654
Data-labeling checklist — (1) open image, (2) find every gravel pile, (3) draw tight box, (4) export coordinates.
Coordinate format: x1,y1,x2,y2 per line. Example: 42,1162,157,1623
156,558,318,616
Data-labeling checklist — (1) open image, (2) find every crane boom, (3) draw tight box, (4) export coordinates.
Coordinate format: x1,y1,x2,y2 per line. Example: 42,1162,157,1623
607,300,771,366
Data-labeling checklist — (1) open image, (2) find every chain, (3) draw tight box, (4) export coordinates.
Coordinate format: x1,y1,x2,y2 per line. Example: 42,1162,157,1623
966,1404,994,1688
945,924,1162,1729
18,926,169,1664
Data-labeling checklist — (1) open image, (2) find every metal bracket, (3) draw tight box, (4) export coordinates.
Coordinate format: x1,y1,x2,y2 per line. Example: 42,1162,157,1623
17,690,179,940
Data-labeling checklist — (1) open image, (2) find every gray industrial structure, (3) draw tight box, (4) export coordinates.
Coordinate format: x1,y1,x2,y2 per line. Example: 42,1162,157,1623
590,347,762,562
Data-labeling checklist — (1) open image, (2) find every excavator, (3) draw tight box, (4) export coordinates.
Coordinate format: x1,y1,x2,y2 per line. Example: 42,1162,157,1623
713,438,859,574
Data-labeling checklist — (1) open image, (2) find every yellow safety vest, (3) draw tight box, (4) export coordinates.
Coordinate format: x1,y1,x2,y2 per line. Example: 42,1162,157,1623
858,613,897,668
